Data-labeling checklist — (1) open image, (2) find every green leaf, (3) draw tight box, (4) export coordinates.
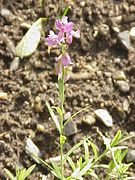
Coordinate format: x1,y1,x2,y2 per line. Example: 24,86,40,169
84,140,89,163
51,161,61,179
111,130,122,147
66,156,76,171
64,106,90,127
46,101,61,133
52,106,63,119
32,153,54,171
16,18,46,58
88,170,99,179
88,141,98,160
4,168,15,180
18,169,26,180
24,164,36,179
64,138,89,162
77,156,83,169
78,158,93,177
62,6,70,17
121,148,128,161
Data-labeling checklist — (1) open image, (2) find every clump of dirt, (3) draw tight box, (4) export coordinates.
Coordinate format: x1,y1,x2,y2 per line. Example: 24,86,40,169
0,0,135,179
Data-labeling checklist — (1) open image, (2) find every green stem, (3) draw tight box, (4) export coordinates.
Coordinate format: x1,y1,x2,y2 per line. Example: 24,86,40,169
59,66,65,180
60,139,64,180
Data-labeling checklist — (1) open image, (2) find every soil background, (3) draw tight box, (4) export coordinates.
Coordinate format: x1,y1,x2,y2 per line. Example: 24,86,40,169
0,0,135,179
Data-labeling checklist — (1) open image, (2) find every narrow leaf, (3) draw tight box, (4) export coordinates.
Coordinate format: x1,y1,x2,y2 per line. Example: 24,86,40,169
78,158,93,177
52,106,63,119
66,156,76,171
16,18,46,58
88,141,98,160
51,161,61,179
84,140,89,163
18,169,26,180
46,101,61,133
64,106,91,127
64,138,89,162
24,164,36,179
111,130,122,147
4,169,15,180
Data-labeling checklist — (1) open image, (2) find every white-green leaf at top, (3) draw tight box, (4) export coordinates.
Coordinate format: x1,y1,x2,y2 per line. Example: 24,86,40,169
16,18,45,58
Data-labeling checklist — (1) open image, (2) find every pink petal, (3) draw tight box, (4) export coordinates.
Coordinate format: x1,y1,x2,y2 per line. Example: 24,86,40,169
61,53,71,66
65,22,73,33
55,20,62,30
61,16,68,25
66,34,73,44
71,29,80,38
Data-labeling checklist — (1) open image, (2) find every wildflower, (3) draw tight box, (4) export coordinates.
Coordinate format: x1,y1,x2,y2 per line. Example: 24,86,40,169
55,16,73,34
46,30,61,46
45,16,80,82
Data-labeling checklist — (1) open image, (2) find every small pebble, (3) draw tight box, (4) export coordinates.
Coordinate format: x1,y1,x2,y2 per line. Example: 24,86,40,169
64,121,77,136
20,22,31,29
118,30,130,50
0,92,8,100
80,1,85,7
1,8,12,17
37,124,44,133
126,149,135,163
130,27,135,41
10,57,20,71
123,99,129,112
82,114,96,126
0,8,14,23
25,138,41,164
112,71,126,81
34,96,42,112
112,26,120,33
94,109,113,127
115,80,130,93
64,112,71,120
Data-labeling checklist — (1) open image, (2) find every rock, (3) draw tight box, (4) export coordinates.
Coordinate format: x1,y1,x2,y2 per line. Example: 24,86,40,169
25,138,41,164
82,114,96,126
115,80,130,93
64,121,77,136
130,27,135,41
80,1,85,7
37,124,44,133
94,109,113,127
0,8,14,23
10,57,20,71
0,8,12,17
64,111,71,120
34,96,42,112
126,149,135,163
104,72,112,78
112,71,126,81
0,92,8,100
112,26,120,33
118,30,130,49
123,99,129,112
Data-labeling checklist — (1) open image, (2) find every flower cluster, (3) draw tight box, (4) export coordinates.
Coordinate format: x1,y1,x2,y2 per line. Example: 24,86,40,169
45,16,80,81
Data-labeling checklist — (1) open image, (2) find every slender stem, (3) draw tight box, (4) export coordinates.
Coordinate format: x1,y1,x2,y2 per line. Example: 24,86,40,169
59,66,65,180
60,138,64,180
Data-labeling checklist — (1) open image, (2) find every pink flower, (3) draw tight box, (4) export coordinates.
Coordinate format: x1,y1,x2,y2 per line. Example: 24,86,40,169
61,53,72,66
66,34,73,44
56,16,73,34
55,53,72,81
56,53,72,67
46,30,61,46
